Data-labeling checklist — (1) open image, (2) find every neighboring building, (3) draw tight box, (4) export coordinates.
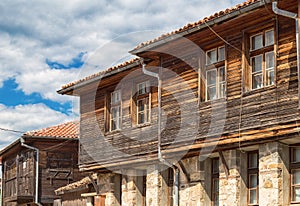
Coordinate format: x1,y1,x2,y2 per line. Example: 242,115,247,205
54,173,99,206
0,122,82,206
58,0,300,205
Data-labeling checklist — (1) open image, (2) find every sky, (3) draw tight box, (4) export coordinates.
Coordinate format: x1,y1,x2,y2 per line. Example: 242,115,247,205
0,0,244,149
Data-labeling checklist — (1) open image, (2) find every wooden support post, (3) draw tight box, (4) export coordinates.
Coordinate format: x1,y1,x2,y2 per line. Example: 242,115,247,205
218,150,229,179
88,174,99,194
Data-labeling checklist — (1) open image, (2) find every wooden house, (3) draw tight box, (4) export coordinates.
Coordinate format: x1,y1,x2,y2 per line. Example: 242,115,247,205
0,122,82,206
58,0,300,205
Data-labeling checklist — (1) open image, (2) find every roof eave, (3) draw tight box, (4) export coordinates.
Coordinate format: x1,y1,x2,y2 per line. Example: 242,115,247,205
0,138,21,156
57,60,141,95
130,0,271,55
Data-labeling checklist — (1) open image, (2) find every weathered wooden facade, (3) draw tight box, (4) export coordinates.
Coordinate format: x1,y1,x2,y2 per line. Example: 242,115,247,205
58,0,300,205
0,122,83,206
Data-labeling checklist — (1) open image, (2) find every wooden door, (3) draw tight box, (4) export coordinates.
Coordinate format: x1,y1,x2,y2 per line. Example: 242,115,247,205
94,195,106,206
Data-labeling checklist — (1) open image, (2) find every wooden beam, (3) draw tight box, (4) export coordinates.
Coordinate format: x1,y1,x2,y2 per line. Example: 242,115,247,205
218,150,229,179
88,174,99,195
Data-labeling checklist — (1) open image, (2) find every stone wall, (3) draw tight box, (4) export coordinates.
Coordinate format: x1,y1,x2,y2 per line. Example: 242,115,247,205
93,141,291,206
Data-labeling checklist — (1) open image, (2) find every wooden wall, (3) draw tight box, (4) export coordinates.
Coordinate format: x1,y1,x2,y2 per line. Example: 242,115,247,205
78,0,300,170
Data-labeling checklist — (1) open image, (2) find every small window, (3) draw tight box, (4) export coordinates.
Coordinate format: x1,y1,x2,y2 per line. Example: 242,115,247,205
137,81,150,95
206,46,225,65
265,29,275,47
110,90,121,131
251,33,263,51
291,148,300,203
248,151,259,205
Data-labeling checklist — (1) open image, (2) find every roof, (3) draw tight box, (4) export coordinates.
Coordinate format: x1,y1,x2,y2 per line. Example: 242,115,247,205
57,57,140,94
131,0,262,52
58,0,268,93
0,121,79,156
25,121,79,139
55,173,97,195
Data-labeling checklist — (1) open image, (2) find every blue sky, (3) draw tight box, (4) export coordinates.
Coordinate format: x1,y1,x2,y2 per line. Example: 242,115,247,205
0,0,243,149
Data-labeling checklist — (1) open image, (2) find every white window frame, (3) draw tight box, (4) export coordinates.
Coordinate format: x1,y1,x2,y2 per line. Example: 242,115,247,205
110,90,121,131
206,46,225,65
206,66,226,101
249,28,275,90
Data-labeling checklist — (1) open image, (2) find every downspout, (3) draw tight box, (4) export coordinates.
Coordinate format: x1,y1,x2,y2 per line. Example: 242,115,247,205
140,59,179,206
272,1,300,108
20,138,42,206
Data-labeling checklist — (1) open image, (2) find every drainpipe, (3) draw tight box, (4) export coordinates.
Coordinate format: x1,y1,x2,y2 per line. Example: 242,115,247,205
20,138,42,206
140,59,179,206
272,1,300,108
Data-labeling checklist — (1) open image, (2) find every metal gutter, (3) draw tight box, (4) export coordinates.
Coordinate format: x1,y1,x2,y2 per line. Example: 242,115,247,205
20,138,42,206
272,1,300,109
130,0,271,55
140,59,179,206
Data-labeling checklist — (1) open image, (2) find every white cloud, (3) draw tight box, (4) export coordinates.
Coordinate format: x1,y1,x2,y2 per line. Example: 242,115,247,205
0,103,77,149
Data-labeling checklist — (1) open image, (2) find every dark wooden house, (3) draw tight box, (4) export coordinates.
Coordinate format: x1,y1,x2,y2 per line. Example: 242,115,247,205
0,122,82,206
58,0,300,205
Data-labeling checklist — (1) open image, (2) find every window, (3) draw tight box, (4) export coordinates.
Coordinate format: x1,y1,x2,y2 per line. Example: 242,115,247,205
203,46,226,101
291,147,300,203
250,29,275,90
110,90,121,131
212,158,219,206
137,81,150,124
248,151,259,205
206,46,225,65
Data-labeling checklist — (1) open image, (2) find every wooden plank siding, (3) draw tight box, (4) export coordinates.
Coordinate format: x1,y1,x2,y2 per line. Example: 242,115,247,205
78,0,300,171
1,139,83,206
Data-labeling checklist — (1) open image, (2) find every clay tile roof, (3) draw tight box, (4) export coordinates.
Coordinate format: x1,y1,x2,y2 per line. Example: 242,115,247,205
55,173,97,194
25,121,79,139
133,0,260,50
60,57,139,90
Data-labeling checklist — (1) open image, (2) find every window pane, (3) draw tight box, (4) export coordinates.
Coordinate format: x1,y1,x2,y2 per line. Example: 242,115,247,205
207,49,217,64
212,159,219,174
293,186,300,202
293,170,300,185
249,190,257,204
138,82,149,95
207,70,217,85
111,91,121,104
266,52,274,69
249,174,258,188
252,34,263,50
137,98,149,124
138,99,145,111
248,153,258,168
252,55,263,72
207,87,217,100
218,46,225,61
293,148,300,162
265,30,274,46
218,67,225,82
138,112,145,124
219,83,225,98
252,73,262,89
266,69,274,86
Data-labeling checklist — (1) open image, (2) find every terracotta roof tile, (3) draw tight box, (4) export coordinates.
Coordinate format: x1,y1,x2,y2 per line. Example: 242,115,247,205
55,173,97,194
60,57,139,90
134,0,260,50
25,121,79,139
